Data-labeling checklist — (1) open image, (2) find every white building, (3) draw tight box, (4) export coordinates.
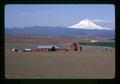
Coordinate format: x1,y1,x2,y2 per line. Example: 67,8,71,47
91,40,98,42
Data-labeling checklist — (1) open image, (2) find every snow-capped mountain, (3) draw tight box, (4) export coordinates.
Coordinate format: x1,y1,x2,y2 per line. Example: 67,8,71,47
68,19,112,30
5,19,114,37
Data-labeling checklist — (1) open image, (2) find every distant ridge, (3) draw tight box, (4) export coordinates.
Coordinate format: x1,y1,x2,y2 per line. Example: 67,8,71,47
5,26,115,37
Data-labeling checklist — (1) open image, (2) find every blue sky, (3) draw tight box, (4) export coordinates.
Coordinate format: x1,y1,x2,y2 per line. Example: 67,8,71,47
5,4,115,29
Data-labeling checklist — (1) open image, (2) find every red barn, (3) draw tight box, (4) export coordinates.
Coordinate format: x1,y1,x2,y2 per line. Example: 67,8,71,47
67,42,82,51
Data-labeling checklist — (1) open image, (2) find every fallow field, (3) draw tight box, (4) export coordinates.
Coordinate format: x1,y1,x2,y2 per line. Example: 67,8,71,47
5,35,115,79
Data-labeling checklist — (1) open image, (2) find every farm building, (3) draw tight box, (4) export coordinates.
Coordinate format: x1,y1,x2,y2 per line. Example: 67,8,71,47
91,40,98,42
12,48,18,52
35,45,59,51
67,42,82,51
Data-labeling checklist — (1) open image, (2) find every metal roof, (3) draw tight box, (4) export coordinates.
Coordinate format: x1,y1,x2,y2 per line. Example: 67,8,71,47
37,45,59,49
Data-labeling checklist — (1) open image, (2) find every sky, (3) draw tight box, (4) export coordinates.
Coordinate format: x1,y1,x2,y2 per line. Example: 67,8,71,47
5,4,115,29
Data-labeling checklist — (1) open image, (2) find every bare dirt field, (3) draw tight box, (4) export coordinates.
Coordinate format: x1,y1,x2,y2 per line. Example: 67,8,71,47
5,35,114,44
5,35,115,79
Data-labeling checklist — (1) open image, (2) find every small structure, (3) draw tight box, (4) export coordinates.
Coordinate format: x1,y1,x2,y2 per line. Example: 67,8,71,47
105,48,108,51
91,40,98,42
67,42,82,51
23,48,32,52
35,45,59,52
12,48,18,52
51,46,57,51
80,46,82,51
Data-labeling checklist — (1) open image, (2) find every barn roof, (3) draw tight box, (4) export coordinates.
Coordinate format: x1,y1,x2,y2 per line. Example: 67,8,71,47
37,45,59,49
67,42,81,46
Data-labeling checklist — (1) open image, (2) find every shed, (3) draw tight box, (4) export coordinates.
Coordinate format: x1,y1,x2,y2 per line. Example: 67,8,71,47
35,45,59,51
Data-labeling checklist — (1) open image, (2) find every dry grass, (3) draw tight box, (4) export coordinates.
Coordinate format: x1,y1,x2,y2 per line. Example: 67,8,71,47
5,35,114,44
5,42,115,79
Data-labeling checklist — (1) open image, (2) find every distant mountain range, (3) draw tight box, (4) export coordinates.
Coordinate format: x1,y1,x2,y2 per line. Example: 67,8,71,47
5,19,115,37
5,26,115,37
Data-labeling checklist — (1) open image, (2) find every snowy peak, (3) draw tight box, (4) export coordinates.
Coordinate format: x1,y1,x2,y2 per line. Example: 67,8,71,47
68,19,112,30
78,19,101,28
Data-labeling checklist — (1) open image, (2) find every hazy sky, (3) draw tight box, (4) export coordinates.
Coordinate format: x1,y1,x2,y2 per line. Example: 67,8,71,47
5,4,115,28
